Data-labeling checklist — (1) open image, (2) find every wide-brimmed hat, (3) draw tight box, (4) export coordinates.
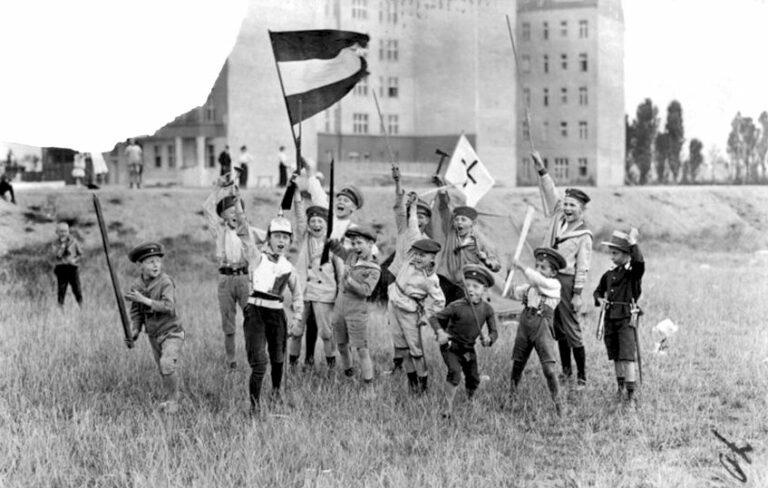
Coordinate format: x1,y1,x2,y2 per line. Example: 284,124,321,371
601,231,631,253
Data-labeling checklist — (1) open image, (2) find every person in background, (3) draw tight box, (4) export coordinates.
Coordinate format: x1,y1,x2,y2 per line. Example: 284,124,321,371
125,139,143,189
0,173,15,204
218,146,232,176
277,145,288,188
237,145,253,188
52,221,83,307
72,152,86,186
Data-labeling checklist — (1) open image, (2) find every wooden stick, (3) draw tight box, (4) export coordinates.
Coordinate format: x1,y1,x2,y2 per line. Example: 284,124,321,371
502,205,535,298
505,15,536,153
372,90,398,169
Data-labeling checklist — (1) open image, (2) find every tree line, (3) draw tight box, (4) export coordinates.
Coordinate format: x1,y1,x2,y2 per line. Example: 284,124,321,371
625,99,768,185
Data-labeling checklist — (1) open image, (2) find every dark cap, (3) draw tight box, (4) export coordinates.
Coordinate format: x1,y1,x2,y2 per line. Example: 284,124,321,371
411,238,441,254
533,247,567,270
452,206,478,221
337,185,364,209
564,188,591,205
306,205,329,222
345,224,376,242
216,195,241,216
601,231,631,253
462,263,494,287
129,241,165,263
416,199,432,217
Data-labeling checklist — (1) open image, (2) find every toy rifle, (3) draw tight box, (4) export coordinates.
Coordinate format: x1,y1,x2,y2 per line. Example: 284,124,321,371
320,157,335,264
631,299,643,383
502,206,535,297
595,300,606,340
92,194,134,349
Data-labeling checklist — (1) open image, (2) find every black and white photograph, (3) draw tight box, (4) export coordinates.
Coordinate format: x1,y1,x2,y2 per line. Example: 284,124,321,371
0,0,766,486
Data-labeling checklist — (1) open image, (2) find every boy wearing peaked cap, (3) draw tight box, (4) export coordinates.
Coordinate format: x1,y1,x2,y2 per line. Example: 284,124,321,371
507,247,567,416
532,151,593,389
242,215,303,416
593,228,645,408
287,188,344,371
124,242,185,414
429,264,497,418
329,224,381,391
202,174,266,369
432,186,501,305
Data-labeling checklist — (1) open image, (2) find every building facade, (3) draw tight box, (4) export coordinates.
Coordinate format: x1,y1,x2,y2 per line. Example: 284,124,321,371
515,0,624,186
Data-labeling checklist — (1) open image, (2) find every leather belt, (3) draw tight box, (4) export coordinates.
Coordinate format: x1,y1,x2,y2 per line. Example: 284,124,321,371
247,297,284,309
219,266,248,276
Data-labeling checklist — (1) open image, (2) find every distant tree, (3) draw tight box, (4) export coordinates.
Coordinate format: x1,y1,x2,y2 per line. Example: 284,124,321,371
685,138,704,183
740,117,758,182
625,114,635,173
631,99,659,184
727,113,743,183
755,111,768,182
665,101,685,182
654,132,669,183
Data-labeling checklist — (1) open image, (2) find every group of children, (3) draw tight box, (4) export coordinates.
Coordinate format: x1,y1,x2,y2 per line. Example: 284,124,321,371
53,153,646,417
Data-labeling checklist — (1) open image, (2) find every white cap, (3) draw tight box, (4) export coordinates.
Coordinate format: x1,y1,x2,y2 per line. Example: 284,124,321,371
268,216,292,236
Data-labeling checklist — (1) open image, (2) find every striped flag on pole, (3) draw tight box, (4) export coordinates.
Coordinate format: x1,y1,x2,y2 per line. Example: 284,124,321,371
269,29,370,126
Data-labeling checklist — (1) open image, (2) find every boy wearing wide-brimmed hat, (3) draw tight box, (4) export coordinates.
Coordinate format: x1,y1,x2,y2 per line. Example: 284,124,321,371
124,242,185,414
430,264,497,418
329,224,381,390
593,228,645,408
507,247,567,416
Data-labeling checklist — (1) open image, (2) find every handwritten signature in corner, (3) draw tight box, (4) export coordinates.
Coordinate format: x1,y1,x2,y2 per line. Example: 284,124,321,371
712,428,754,483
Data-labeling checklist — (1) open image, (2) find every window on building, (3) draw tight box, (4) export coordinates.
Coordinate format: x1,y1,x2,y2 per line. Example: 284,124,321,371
579,20,588,38
541,121,549,142
579,53,588,72
354,76,368,96
379,76,385,97
352,0,368,19
204,106,215,122
207,144,215,168
560,87,568,104
523,87,531,106
579,86,588,105
522,119,530,140
324,110,332,132
542,21,549,40
543,87,549,106
579,121,588,139
388,77,399,98
560,121,568,137
543,157,549,169
521,55,531,73
379,39,385,60
561,53,568,70
554,157,569,179
543,54,549,73
578,157,588,177
387,39,399,61
388,114,399,134
167,145,175,168
154,145,162,168
522,22,531,41
560,20,568,37
380,0,398,23
353,113,369,134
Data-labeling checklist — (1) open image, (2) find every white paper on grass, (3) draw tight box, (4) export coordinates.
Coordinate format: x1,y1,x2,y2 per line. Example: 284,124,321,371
0,0,246,151
443,134,495,207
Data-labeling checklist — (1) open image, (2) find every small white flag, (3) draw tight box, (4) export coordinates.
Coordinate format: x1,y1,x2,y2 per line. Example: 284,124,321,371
444,134,495,207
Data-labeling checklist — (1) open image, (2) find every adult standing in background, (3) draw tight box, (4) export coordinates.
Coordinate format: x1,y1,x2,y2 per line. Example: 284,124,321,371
72,152,86,186
237,145,252,188
90,150,109,185
531,151,593,389
277,145,288,187
218,146,232,176
125,138,143,189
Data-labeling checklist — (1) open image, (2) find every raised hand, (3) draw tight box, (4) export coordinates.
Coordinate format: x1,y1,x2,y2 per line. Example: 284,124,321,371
530,151,545,172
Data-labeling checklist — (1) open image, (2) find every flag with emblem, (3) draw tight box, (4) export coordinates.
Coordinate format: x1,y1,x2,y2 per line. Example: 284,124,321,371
443,134,495,207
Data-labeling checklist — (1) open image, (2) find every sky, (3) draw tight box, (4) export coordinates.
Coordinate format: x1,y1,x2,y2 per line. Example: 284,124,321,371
1,0,766,152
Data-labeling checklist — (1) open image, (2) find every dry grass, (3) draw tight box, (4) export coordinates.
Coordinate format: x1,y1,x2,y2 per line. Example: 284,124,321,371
1,188,768,487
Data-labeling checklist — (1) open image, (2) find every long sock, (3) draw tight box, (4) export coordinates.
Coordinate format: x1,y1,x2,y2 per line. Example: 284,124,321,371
617,377,625,389
626,381,636,400
305,312,318,363
338,344,352,371
418,375,428,393
326,356,336,368
270,362,284,390
393,357,404,369
402,355,416,374
249,371,263,407
162,373,180,402
558,341,572,375
573,346,586,382
407,371,418,391
412,357,428,378
358,348,374,381
289,354,299,366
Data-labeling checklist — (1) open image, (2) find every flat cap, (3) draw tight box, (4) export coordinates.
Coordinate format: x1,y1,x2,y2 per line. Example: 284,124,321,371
306,205,329,222
337,185,364,209
534,247,567,270
411,238,441,254
462,263,494,287
216,195,241,216
452,205,478,221
129,241,165,263
345,223,377,242
564,188,591,205
416,199,432,217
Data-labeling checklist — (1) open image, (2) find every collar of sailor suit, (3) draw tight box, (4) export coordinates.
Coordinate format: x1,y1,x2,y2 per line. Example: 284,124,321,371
261,244,281,262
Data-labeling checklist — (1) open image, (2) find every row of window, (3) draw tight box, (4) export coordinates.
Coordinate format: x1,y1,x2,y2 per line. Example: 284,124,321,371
523,86,589,107
349,0,398,24
521,19,589,41
378,39,399,61
522,156,589,180
521,53,588,74
152,145,177,169
352,113,399,134
353,76,399,98
521,120,590,141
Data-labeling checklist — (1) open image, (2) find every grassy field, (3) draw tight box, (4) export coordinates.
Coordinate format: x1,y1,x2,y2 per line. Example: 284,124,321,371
1,186,767,487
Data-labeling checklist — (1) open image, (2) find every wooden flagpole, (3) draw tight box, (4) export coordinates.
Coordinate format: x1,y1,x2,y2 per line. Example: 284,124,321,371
372,90,398,169
505,15,536,153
